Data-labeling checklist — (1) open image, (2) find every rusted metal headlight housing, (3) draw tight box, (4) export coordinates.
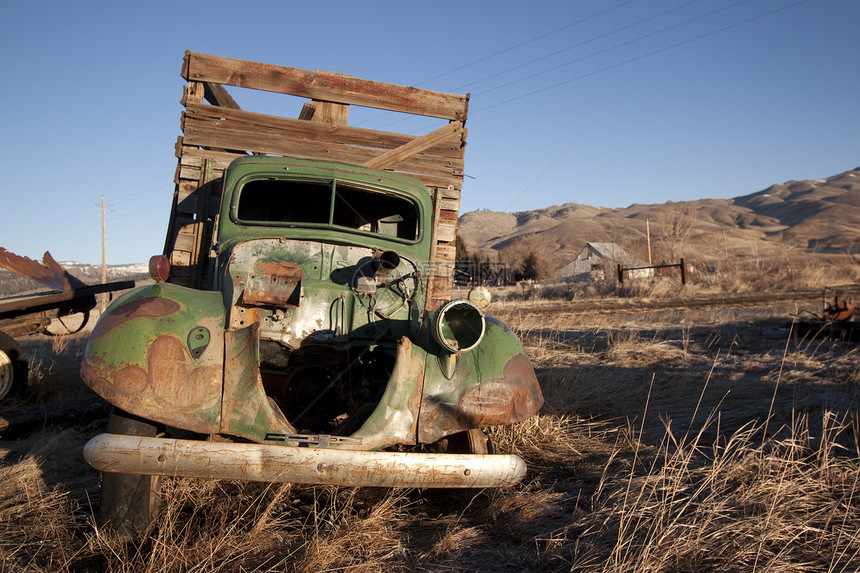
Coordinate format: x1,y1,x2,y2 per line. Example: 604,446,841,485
432,299,485,353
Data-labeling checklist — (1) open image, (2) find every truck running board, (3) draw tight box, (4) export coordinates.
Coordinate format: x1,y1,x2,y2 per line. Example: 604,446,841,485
83,433,527,488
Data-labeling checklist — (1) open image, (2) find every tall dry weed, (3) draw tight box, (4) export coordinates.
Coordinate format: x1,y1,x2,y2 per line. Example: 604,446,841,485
569,412,860,572
0,428,98,571
17,332,91,403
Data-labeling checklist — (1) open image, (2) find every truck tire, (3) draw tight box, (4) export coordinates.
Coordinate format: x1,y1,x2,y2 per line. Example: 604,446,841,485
99,410,162,539
0,331,27,401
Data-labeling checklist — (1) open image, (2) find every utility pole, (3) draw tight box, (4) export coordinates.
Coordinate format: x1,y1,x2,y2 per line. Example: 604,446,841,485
101,196,107,311
646,218,652,266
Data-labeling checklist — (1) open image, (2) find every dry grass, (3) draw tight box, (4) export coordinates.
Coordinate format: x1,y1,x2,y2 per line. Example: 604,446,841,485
2,275,859,571
12,331,93,405
566,411,860,572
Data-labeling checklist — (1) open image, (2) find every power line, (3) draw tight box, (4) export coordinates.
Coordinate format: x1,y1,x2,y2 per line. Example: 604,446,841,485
480,0,750,95
416,0,642,87
351,0,640,130
5,174,171,254
370,0,714,133
101,175,172,202
452,0,713,93
354,0,798,134
474,0,814,114
110,204,171,220
503,114,603,213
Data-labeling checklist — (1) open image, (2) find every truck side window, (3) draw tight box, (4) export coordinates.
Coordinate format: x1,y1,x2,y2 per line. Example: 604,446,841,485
333,185,418,240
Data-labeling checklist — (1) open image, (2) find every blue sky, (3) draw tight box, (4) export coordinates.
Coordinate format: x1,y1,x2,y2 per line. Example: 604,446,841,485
1,0,857,265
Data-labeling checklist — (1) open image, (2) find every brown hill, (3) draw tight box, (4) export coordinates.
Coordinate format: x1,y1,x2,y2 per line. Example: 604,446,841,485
458,167,860,267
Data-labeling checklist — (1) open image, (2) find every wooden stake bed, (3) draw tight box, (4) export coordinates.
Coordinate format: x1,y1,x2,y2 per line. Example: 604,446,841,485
166,51,468,308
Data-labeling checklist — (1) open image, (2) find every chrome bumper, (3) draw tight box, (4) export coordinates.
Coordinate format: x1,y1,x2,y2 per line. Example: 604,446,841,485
83,433,527,488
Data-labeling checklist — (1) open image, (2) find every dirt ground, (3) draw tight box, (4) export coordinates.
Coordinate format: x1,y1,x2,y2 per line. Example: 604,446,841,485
1,298,858,572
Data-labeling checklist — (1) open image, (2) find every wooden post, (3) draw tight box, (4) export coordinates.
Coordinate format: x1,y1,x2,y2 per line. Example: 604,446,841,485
680,258,687,285
99,411,162,539
617,264,624,284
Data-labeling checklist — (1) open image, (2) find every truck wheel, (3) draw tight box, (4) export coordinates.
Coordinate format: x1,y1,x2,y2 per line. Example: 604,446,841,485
45,310,90,335
440,428,494,455
99,410,163,539
0,332,27,401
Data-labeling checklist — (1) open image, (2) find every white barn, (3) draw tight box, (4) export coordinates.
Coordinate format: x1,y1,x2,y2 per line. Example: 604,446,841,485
558,242,652,282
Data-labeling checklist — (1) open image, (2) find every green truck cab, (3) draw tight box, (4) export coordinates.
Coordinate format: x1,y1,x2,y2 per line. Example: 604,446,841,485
81,156,543,490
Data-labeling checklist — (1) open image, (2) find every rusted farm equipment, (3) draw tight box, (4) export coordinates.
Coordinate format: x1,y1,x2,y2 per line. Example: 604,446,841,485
0,248,134,399
824,291,856,322
794,287,859,341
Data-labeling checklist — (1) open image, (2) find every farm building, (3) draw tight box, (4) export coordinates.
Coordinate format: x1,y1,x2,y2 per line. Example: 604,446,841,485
559,242,653,282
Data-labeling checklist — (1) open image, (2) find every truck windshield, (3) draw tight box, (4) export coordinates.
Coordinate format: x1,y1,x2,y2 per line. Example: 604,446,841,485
235,179,419,240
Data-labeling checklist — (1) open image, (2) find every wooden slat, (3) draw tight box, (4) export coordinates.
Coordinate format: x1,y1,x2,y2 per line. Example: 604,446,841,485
179,81,205,107
184,104,466,159
299,103,316,121
203,82,240,109
363,122,463,170
185,142,465,191
179,153,204,168
182,125,465,187
170,250,192,267
434,244,456,262
181,121,464,174
438,209,458,223
311,100,349,125
173,230,197,252
178,147,238,171
435,224,457,243
174,185,198,215
435,186,461,201
183,126,464,179
178,166,200,181
437,198,460,211
183,51,468,121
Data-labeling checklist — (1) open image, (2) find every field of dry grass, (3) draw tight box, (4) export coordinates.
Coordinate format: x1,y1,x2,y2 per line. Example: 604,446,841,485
1,270,859,572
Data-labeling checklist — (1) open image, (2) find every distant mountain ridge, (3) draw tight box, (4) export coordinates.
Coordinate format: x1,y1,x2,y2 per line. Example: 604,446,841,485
458,167,860,263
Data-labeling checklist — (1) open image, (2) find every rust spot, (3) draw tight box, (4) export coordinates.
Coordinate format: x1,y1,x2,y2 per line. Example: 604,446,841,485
114,365,149,396
148,335,219,410
242,261,305,309
90,296,181,339
418,353,543,444
255,261,307,279
81,358,115,400
458,354,542,426
148,336,189,402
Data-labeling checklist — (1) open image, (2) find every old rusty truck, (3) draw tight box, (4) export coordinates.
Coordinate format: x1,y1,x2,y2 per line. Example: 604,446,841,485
80,52,542,533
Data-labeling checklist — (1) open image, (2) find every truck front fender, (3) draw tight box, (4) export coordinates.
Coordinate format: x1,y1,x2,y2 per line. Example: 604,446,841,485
417,314,543,444
81,283,226,434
